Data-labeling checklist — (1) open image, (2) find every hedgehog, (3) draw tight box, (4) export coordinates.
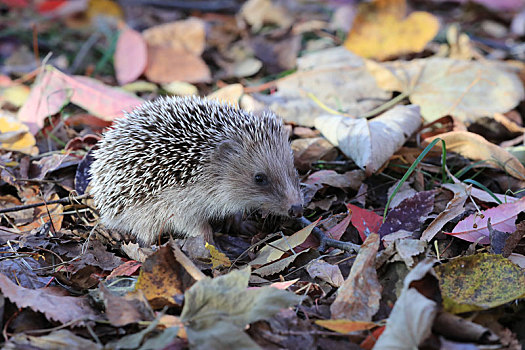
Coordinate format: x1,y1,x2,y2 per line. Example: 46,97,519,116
89,96,304,245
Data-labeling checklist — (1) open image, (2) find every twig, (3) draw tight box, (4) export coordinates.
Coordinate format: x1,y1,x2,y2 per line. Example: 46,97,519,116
170,240,206,281
0,194,91,215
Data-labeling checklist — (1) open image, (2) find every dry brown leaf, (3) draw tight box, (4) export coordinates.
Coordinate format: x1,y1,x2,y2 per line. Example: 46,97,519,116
144,47,211,84
143,18,210,84
0,273,99,324
344,0,439,60
206,84,244,105
367,58,524,122
421,184,470,242
135,246,184,309
374,259,438,349
142,18,206,56
100,284,153,327
239,0,293,31
330,233,381,321
425,131,525,181
262,46,391,126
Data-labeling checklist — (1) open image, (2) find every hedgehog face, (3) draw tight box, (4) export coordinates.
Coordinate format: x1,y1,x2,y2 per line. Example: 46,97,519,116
210,135,303,219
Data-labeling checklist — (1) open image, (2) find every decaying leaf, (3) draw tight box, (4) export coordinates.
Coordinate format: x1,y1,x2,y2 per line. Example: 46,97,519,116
135,246,184,309
421,184,470,242
426,131,525,181
374,259,439,349
315,105,421,175
5,330,102,350
206,242,232,269
143,18,211,84
249,219,318,266
315,319,377,334
0,273,99,324
180,267,301,350
435,253,525,313
367,57,524,122
261,46,391,126
331,233,381,321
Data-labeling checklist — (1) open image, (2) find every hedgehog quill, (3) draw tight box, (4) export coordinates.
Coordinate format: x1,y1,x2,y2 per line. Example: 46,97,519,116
90,96,304,245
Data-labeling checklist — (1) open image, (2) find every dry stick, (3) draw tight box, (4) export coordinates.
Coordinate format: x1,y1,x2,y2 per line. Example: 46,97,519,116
170,239,206,281
0,194,91,215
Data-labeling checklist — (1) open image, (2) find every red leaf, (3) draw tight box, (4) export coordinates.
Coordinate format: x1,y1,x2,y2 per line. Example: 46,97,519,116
348,204,382,241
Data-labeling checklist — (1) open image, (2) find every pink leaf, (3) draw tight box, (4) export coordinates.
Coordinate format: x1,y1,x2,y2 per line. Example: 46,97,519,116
446,197,525,244
114,27,147,85
18,66,143,133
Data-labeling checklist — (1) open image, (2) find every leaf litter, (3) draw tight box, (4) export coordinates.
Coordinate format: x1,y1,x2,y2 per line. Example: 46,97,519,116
0,0,524,348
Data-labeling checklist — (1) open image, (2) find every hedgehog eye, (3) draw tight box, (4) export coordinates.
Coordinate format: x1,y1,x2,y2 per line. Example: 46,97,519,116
254,173,269,186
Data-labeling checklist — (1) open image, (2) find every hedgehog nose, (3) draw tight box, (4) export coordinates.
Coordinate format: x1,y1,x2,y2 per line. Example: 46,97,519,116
288,204,303,218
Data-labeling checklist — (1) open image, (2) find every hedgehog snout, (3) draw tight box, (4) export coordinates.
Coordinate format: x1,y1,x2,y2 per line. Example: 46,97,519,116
288,204,303,218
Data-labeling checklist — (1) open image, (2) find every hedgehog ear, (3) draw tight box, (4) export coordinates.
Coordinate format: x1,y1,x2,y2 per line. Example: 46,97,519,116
213,140,236,160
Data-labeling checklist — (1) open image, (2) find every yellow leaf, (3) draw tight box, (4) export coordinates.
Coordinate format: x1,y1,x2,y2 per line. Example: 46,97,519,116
205,243,232,269
87,0,123,20
344,0,439,60
0,113,36,155
135,247,183,309
2,85,30,107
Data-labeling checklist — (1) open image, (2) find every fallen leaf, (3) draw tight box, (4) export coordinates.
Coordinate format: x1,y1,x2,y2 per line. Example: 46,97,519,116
331,233,381,320
367,57,524,122
421,184,470,242
100,284,153,327
344,0,439,60
306,259,344,287
6,330,102,350
315,319,377,334
448,196,525,244
374,259,439,349
347,204,382,241
435,253,525,313
1,84,30,107
144,46,211,84
0,112,36,154
206,242,232,269
379,190,436,239
315,105,421,175
135,246,184,309
114,26,147,85
303,169,365,190
249,219,318,266
426,131,525,181
239,0,293,31
181,267,301,350
143,18,211,84
18,66,143,132
261,46,391,126
142,18,206,55
0,273,99,324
